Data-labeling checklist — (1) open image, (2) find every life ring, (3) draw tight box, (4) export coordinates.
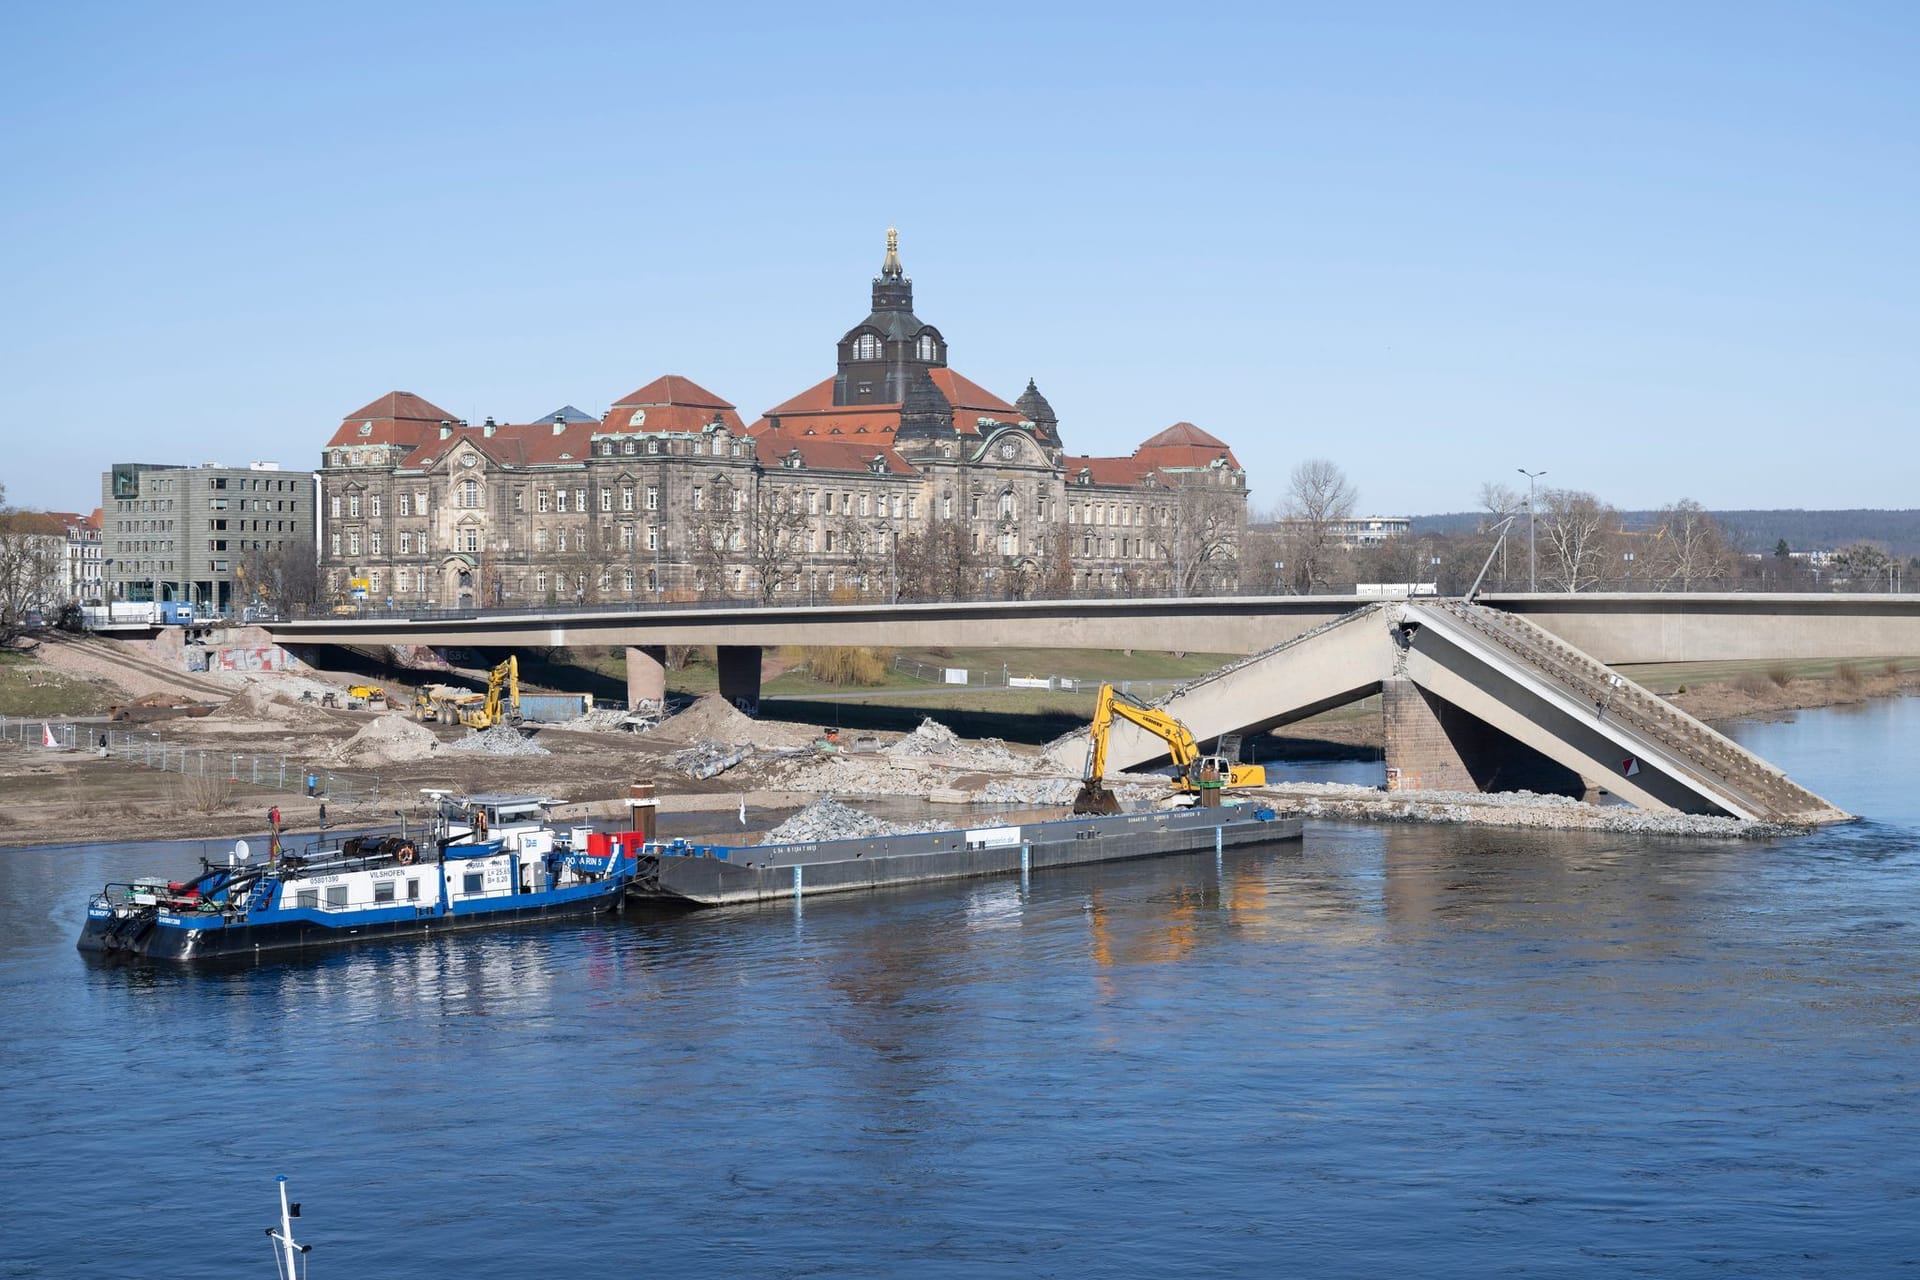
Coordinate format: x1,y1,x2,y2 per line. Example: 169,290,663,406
395,843,417,866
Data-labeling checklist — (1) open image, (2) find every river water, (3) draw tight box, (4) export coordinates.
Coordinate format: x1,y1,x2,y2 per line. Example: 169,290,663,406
2,701,1917,1277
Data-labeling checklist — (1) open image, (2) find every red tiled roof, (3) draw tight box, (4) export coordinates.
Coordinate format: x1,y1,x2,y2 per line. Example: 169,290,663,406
327,390,461,449
1138,421,1226,450
606,402,746,434
1136,443,1242,472
751,429,914,475
758,368,1018,438
1060,455,1153,487
611,375,736,411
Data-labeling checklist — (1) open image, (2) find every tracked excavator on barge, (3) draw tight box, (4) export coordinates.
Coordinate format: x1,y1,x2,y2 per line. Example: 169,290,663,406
1072,683,1267,814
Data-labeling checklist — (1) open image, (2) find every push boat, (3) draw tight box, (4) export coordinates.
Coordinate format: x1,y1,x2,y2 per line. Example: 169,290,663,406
78,794,639,961
630,804,1305,907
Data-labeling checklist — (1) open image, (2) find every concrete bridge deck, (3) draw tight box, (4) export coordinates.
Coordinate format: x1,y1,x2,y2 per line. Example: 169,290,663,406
269,592,1920,711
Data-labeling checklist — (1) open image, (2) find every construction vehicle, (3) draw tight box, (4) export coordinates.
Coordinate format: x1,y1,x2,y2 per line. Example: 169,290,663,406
410,659,522,729
1072,683,1267,815
456,656,521,730
347,684,385,703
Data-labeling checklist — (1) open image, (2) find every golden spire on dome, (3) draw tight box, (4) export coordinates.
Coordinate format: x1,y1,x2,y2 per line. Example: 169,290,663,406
881,226,903,280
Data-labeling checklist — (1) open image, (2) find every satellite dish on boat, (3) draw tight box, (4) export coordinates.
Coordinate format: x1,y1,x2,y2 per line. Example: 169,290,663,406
232,839,251,862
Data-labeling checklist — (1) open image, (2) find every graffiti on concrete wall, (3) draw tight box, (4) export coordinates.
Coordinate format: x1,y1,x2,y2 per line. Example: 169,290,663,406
210,646,291,672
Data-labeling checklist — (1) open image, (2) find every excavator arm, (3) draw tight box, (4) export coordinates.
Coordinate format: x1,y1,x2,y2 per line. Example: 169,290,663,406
1073,683,1263,815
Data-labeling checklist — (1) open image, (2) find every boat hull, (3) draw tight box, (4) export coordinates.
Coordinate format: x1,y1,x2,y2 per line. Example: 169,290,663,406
632,807,1305,907
78,879,627,962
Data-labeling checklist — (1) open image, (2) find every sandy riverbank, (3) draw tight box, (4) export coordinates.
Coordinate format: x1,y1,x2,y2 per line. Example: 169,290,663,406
0,635,1904,848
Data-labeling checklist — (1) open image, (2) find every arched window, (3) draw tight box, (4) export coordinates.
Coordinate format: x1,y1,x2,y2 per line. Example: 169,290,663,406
916,334,939,361
852,333,882,360
998,489,1014,519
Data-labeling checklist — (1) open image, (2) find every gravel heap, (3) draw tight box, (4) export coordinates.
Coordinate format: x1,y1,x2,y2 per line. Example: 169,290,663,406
448,725,552,757
758,797,950,846
671,741,749,779
665,694,759,743
328,715,442,766
884,718,1020,767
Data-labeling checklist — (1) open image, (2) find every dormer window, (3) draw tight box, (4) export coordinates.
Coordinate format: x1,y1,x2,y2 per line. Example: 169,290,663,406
852,333,881,360
647,439,661,455
622,440,636,455
916,334,939,361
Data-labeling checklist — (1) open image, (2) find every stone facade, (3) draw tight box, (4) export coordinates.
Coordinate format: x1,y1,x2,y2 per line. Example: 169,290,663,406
317,232,1249,609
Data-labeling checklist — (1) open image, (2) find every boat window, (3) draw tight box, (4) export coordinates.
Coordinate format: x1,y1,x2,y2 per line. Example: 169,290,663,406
406,879,420,901
325,885,348,909
296,889,318,909
374,881,395,903
463,873,483,896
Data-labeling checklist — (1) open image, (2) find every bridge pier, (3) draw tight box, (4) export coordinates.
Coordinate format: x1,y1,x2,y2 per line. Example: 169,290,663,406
1381,676,1583,798
625,645,667,710
717,645,762,714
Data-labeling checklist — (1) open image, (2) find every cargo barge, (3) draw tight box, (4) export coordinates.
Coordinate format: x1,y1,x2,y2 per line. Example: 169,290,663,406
629,804,1304,907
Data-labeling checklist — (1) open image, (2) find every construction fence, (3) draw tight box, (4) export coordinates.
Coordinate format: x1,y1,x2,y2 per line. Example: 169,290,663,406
2,717,384,804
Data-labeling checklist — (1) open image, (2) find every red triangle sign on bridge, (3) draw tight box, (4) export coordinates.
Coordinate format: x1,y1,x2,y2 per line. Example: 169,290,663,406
1621,757,1640,776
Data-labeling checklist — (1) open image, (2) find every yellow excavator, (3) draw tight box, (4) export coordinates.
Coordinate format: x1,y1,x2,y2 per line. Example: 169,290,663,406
1073,683,1267,814
415,658,522,729
455,656,522,730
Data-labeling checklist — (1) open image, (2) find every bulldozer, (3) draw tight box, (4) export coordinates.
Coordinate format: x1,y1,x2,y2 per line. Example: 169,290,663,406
1072,683,1267,815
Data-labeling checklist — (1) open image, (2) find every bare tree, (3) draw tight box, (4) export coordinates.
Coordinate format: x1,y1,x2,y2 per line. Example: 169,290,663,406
1828,541,1894,592
0,490,69,645
896,517,975,601
1280,458,1357,592
685,476,742,599
1149,480,1243,597
1537,489,1619,592
236,541,325,616
1647,499,1732,590
745,482,806,603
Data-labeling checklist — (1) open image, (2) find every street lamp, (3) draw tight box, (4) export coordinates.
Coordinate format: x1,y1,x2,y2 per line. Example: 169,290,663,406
1517,468,1547,592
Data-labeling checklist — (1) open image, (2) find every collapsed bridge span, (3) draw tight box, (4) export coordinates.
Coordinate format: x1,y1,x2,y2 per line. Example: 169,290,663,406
1057,600,1846,825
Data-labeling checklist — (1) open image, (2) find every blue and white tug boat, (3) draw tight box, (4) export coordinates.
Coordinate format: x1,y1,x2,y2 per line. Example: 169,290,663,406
78,793,637,961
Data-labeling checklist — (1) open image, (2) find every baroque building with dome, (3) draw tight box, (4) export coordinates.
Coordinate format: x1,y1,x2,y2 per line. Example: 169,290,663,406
316,231,1248,608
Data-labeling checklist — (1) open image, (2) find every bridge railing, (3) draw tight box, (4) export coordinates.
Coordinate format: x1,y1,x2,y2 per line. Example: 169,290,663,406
279,574,1909,625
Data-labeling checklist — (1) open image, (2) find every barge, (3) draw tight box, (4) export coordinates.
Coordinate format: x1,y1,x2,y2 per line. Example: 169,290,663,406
630,804,1304,907
78,795,637,962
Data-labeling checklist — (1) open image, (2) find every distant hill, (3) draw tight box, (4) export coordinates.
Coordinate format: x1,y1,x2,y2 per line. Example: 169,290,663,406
1409,510,1920,557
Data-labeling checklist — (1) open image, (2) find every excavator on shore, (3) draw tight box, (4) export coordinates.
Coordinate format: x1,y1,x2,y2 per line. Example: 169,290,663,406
1072,683,1266,814
414,657,522,730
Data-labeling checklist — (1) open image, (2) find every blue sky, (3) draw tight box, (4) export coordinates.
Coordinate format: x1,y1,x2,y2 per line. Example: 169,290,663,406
2,1,1914,516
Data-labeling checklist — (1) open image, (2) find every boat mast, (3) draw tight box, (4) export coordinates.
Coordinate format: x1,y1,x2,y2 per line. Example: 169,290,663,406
267,1174,312,1277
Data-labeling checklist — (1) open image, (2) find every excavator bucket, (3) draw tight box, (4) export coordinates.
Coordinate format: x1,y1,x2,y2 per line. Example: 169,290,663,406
1070,780,1123,815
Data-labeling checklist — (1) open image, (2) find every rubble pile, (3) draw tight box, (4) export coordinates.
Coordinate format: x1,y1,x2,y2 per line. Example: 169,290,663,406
449,726,552,757
758,797,949,846
979,777,1084,806
328,715,442,766
670,741,750,779
883,718,1020,767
